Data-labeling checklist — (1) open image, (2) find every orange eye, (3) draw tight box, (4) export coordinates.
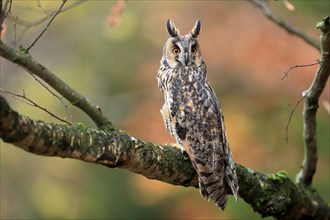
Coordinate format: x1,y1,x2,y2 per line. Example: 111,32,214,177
172,47,180,55
192,46,197,54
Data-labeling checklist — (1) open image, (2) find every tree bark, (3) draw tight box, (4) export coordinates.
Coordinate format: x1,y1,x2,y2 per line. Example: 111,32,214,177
0,96,328,219
296,17,330,187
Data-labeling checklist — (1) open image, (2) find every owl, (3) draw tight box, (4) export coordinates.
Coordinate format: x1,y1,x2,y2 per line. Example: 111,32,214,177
156,19,239,210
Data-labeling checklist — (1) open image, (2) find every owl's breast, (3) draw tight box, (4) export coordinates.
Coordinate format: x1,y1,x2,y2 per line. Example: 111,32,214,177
172,66,209,105
158,64,216,116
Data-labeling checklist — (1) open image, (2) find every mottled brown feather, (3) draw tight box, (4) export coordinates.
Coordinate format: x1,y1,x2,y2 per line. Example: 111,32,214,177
157,19,239,210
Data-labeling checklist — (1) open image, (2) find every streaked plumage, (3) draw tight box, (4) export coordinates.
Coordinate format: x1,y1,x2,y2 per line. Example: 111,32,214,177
156,19,239,210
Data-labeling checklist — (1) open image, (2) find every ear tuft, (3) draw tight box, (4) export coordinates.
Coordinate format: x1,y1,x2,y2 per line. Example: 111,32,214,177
190,19,201,38
167,19,179,37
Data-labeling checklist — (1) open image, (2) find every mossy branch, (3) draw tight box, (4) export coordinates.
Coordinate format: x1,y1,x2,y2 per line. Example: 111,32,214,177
296,16,330,186
0,96,329,219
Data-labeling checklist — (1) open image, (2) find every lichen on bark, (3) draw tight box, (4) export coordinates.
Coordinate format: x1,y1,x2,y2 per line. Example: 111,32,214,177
1,96,329,219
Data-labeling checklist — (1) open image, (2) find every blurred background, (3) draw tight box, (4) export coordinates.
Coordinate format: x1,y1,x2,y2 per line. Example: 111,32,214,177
0,1,329,219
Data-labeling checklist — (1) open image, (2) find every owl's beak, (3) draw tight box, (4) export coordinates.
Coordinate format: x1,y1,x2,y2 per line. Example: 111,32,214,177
184,52,189,66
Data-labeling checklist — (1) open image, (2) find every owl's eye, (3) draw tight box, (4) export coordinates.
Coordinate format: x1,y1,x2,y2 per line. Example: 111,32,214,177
172,47,180,55
192,46,197,54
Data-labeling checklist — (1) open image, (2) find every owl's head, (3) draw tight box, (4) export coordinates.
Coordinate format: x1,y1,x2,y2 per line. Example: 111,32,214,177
162,19,203,68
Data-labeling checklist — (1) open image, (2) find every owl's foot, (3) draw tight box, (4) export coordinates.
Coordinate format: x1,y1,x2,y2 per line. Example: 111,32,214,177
180,146,186,154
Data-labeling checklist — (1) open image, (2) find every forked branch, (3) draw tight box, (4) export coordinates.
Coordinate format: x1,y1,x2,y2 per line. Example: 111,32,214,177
25,0,67,52
250,0,320,50
0,88,71,124
296,17,330,186
0,40,110,128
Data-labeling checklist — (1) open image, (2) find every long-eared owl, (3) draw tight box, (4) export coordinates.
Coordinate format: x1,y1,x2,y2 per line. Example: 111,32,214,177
156,19,239,210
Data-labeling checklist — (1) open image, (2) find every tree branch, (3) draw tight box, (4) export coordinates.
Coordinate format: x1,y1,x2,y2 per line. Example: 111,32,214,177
250,0,320,51
27,72,74,124
0,40,110,128
8,0,85,27
296,16,330,186
25,0,67,52
0,88,71,124
6,0,85,44
0,96,329,219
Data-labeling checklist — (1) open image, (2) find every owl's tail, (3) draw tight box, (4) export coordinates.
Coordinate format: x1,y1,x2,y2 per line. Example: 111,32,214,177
192,158,228,210
193,154,239,210
224,151,239,202
199,176,227,210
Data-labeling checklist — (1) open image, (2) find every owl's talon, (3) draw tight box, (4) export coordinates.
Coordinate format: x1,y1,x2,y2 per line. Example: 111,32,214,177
180,147,186,154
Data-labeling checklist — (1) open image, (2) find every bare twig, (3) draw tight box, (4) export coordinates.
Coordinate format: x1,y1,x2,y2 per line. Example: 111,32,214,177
282,61,319,140
36,0,52,16
13,15,17,46
25,0,67,52
0,40,111,128
8,1,85,27
0,0,12,23
0,88,71,124
284,96,304,143
281,62,319,80
10,0,85,46
251,0,328,186
250,0,320,51
27,72,74,124
296,16,330,186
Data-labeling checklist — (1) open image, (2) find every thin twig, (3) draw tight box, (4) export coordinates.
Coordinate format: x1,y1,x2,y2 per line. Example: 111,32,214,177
27,72,74,124
0,0,12,24
14,16,17,47
250,0,320,51
4,0,12,17
0,88,71,124
8,1,85,46
284,96,304,144
26,0,67,52
281,62,319,80
0,41,111,127
282,62,321,143
8,1,85,27
36,0,52,17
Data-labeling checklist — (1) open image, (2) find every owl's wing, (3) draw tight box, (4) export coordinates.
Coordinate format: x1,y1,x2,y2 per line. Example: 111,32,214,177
169,81,228,209
206,82,239,202
160,101,187,153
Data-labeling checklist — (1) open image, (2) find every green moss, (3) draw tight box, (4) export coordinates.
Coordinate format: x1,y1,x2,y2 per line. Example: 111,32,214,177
247,167,255,174
18,45,27,53
267,171,288,183
101,123,115,132
316,16,329,30
76,122,87,130
276,170,288,179
0,96,10,109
